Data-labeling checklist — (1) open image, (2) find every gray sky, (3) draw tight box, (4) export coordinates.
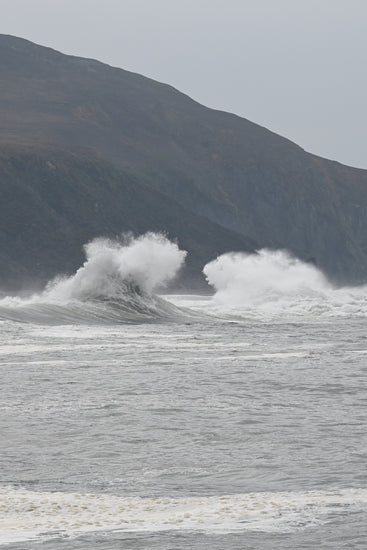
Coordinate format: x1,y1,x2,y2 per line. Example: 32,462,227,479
1,0,366,168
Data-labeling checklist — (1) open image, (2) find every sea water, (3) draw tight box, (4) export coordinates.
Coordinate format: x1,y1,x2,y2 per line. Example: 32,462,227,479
1,235,367,549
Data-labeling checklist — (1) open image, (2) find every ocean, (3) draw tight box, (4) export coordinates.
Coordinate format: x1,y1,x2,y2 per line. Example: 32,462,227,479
1,234,367,549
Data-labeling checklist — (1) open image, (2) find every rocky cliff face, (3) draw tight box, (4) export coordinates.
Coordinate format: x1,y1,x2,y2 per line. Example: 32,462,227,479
1,34,367,287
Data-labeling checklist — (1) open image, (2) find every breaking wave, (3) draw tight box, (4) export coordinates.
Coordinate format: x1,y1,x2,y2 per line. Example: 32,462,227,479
0,233,187,325
1,242,366,324
202,249,367,320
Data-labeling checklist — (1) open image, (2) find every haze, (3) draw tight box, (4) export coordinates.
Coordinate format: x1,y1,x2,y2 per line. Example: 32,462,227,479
1,0,366,168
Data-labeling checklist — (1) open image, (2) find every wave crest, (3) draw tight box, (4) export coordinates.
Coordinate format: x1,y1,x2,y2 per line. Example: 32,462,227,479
0,233,187,324
45,232,186,301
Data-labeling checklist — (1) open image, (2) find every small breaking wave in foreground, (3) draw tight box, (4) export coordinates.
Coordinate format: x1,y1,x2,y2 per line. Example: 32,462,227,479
0,233,187,325
201,249,367,320
1,486,367,545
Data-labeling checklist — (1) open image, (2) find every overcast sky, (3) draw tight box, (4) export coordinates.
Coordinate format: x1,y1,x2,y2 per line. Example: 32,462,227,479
1,0,366,168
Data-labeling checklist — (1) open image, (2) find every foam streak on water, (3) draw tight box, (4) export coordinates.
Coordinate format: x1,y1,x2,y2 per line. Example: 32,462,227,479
2,487,367,544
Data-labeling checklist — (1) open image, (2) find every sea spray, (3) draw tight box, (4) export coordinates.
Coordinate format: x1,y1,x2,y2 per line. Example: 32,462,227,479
44,232,187,301
203,249,328,302
0,233,188,324
202,249,367,319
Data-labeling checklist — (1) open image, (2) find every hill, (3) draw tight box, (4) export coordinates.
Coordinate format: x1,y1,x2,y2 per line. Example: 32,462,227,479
0,144,256,291
1,34,367,287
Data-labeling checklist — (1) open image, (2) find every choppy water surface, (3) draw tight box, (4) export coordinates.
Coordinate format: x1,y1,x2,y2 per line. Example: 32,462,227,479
1,236,367,548
1,312,367,549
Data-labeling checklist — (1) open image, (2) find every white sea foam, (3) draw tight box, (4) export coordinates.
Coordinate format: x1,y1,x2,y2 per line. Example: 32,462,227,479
202,249,367,320
1,486,367,544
